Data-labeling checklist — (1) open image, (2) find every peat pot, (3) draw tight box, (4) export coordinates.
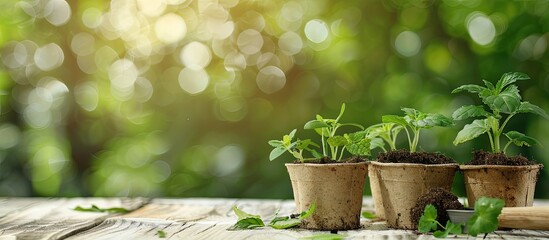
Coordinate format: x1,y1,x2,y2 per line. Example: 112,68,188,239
370,161,458,229
461,164,543,207
285,162,368,230
368,163,385,219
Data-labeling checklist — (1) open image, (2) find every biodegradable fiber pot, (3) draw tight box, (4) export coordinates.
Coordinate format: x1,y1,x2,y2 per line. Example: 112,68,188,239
461,164,543,207
285,162,368,230
370,161,458,229
368,163,385,220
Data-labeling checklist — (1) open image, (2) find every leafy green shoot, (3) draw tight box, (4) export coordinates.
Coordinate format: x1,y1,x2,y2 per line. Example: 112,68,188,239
228,206,265,230
303,103,365,160
418,197,504,238
73,204,130,213
156,230,166,238
382,108,453,152
452,72,548,154
365,123,403,152
269,203,316,229
466,197,505,237
299,233,346,240
268,129,321,163
418,204,462,238
361,211,377,219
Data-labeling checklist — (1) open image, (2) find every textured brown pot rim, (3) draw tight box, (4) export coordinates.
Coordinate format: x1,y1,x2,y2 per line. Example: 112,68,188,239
285,162,368,167
460,164,543,170
369,161,458,169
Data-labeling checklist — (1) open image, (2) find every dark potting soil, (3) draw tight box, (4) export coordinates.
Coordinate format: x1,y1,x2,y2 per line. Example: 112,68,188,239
410,187,464,229
469,150,536,166
377,149,456,164
294,156,368,164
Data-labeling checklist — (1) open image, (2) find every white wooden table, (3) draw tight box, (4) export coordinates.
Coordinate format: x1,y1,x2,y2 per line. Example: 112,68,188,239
0,197,548,239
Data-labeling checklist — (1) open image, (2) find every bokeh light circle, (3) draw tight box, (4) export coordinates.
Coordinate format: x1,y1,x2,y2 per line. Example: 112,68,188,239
394,31,421,57
304,19,329,43
178,68,209,94
256,66,286,94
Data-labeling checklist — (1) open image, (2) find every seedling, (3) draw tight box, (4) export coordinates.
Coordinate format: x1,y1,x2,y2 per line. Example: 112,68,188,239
452,72,549,154
382,108,453,152
268,129,321,162
418,197,504,238
303,103,367,160
365,123,403,152
269,103,371,162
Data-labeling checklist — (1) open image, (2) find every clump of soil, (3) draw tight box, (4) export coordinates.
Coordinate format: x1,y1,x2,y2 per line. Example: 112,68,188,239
410,188,464,229
469,150,536,166
295,156,367,164
377,149,456,164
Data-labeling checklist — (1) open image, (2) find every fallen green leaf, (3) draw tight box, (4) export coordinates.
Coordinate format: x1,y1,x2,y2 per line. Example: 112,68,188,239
299,233,346,240
157,230,166,238
361,211,376,219
269,203,316,229
228,206,265,230
73,204,130,213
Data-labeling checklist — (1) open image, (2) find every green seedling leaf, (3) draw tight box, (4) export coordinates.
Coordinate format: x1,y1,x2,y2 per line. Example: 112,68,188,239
505,131,540,147
382,115,408,127
229,206,265,230
157,230,166,238
452,84,486,94
268,140,283,147
483,80,496,91
346,138,371,156
416,113,454,128
304,120,330,129
327,135,348,147
496,72,529,91
73,205,130,213
483,85,521,114
518,102,549,119
299,234,346,240
269,147,286,161
452,105,490,121
453,119,489,145
466,197,504,237
361,211,376,219
418,204,438,233
369,138,385,151
433,221,462,238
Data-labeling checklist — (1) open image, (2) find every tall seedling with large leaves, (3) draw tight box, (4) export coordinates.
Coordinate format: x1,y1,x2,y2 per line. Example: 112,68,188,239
452,72,549,154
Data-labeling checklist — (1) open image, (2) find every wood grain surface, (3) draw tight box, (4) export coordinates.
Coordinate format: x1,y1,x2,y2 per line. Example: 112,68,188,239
0,197,547,239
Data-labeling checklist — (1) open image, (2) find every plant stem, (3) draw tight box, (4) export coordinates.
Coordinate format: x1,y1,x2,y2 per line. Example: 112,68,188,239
403,127,412,152
492,127,501,153
487,131,495,153
503,141,512,153
321,131,326,156
411,128,420,153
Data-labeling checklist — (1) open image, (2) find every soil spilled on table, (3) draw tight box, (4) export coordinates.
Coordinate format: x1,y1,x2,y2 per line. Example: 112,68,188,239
410,188,464,228
294,156,367,164
377,149,455,164
469,150,536,166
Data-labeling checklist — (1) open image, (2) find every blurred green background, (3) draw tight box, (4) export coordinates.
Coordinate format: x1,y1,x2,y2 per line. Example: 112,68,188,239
0,0,548,199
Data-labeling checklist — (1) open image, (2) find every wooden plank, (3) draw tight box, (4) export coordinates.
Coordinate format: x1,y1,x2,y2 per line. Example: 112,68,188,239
0,198,147,240
68,197,549,240
0,198,49,218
